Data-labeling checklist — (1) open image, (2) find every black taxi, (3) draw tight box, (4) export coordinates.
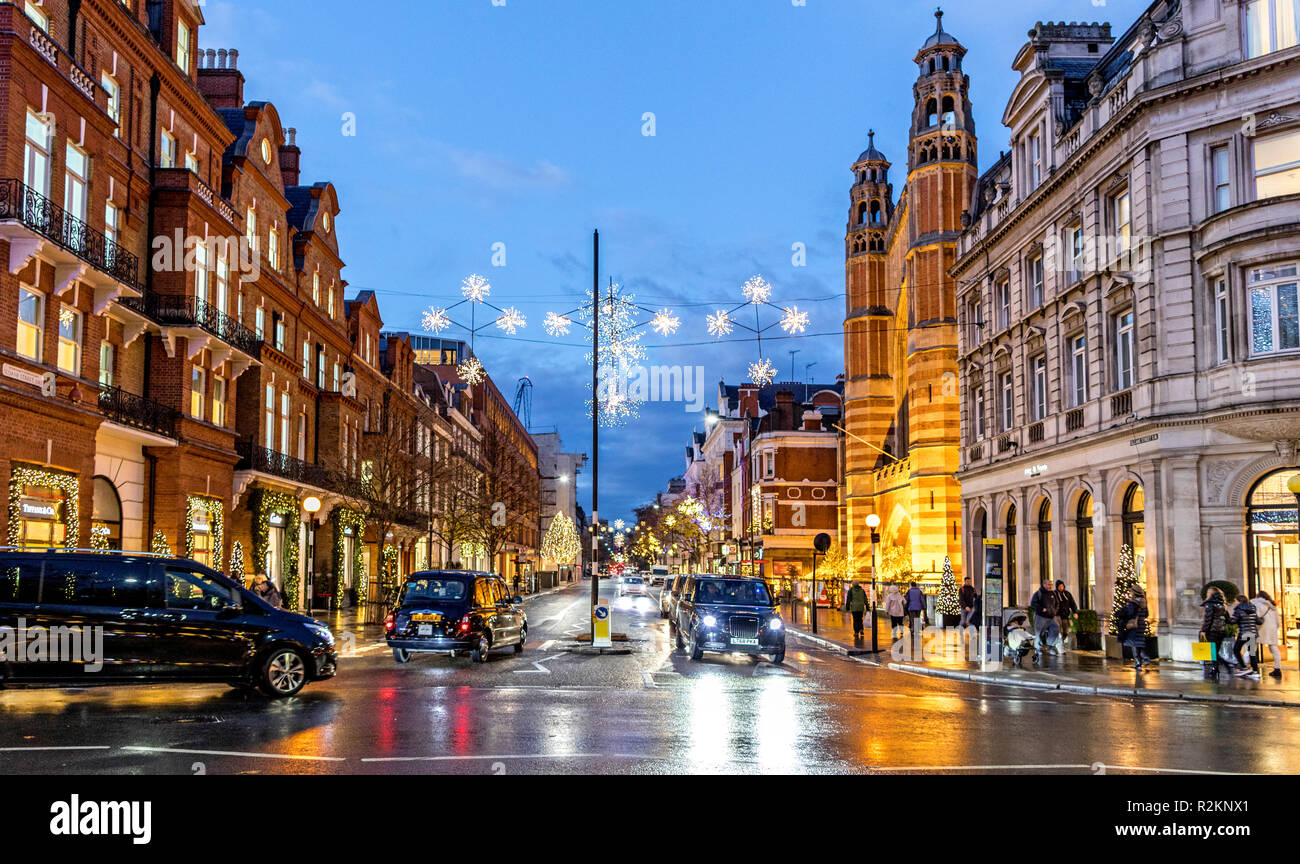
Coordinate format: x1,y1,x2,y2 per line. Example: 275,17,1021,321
385,571,526,663
670,575,785,664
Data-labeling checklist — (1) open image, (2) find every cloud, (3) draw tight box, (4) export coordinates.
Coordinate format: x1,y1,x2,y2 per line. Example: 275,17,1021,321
446,148,571,192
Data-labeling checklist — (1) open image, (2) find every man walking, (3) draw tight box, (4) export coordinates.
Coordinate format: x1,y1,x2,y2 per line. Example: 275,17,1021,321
1232,593,1261,679
959,576,977,629
845,581,869,640
1029,577,1060,656
1054,580,1078,651
904,581,926,633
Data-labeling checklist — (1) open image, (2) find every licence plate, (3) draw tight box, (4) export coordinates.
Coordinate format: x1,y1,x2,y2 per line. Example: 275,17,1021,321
413,613,442,622
417,624,433,636
731,637,758,646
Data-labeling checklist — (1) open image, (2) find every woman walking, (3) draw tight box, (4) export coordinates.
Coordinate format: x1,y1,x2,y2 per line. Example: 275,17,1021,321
1254,590,1283,679
1116,586,1151,672
1199,586,1232,681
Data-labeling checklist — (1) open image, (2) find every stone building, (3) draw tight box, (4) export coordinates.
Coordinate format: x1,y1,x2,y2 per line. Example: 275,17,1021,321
952,0,1300,659
841,10,974,593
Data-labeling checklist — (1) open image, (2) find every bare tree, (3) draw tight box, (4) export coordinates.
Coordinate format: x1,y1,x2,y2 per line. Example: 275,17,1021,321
427,430,478,567
468,418,539,577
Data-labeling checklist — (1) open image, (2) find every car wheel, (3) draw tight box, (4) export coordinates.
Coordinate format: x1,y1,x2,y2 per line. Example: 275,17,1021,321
689,631,703,661
514,627,527,654
258,648,308,698
392,648,411,664
771,650,786,665
471,634,491,663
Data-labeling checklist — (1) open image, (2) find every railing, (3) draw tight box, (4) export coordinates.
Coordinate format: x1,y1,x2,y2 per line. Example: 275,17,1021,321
1028,422,1045,443
122,293,260,356
967,443,984,462
98,385,178,438
236,440,335,489
19,10,96,101
1065,408,1085,432
1111,390,1133,418
0,178,140,289
998,434,1016,454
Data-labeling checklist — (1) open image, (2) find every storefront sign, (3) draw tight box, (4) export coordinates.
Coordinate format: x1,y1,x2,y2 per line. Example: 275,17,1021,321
268,513,286,527
20,498,60,520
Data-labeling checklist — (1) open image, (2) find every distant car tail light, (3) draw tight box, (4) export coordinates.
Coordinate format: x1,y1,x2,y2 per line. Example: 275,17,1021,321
384,613,395,633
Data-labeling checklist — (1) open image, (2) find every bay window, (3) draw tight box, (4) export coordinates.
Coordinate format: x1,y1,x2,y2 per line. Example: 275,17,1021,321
1248,262,1299,355
1254,129,1300,199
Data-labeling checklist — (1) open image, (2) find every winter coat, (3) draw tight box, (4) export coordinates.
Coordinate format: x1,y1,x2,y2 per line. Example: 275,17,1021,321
254,580,282,609
845,584,869,613
959,584,977,610
904,587,926,612
1055,589,1078,619
1232,599,1259,638
1118,599,1148,648
884,588,906,617
1201,596,1229,639
1030,588,1059,619
1256,597,1281,645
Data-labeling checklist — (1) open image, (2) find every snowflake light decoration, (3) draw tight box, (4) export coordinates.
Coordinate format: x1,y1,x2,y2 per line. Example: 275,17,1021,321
650,309,681,337
780,306,810,335
461,273,491,302
707,310,734,338
742,275,772,305
748,357,777,386
496,306,526,335
614,519,626,531
457,356,486,385
544,312,572,337
422,307,451,334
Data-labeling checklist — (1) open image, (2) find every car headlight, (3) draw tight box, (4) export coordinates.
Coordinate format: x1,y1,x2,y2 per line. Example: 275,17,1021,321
306,623,335,646
702,615,717,628
768,617,783,631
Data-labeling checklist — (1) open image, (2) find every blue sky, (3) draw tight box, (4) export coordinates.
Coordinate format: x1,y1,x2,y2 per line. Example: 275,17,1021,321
201,0,1150,522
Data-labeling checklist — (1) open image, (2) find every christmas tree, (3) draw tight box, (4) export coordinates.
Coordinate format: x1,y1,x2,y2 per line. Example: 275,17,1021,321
1108,543,1151,636
151,530,171,556
228,541,246,585
936,556,960,618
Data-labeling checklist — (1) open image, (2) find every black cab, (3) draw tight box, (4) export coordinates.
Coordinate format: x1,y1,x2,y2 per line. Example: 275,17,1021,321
671,575,785,664
0,549,338,697
385,570,526,663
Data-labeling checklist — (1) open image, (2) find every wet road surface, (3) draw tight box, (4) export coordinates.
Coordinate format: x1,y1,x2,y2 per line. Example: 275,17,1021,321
1,583,1296,774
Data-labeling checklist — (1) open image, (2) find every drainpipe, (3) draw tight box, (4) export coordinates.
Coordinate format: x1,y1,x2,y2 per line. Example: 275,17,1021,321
145,452,158,549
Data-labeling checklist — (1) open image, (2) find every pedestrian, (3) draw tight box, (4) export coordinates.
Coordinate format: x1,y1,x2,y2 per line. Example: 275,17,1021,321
1029,577,1060,656
1231,593,1261,679
845,580,869,640
904,581,926,632
959,576,977,629
1254,590,1283,679
1054,580,1079,651
1116,585,1151,672
252,572,282,609
1199,586,1232,681
885,583,907,640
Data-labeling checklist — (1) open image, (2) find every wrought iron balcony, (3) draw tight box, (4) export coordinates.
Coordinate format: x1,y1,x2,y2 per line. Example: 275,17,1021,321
0,178,140,289
122,292,261,357
98,385,179,438
236,440,336,490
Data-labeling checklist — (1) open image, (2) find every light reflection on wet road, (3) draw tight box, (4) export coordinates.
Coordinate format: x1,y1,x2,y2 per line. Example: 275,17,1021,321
1,583,1296,775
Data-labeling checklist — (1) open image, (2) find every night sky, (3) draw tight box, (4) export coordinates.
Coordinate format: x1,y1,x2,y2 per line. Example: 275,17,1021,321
200,0,1151,522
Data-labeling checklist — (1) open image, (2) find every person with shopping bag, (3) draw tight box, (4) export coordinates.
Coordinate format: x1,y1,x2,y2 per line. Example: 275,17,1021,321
1198,586,1231,681
1254,590,1283,679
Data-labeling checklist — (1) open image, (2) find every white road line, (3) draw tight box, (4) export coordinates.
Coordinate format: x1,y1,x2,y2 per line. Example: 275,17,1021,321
0,746,112,752
121,746,345,762
538,640,555,651
512,654,564,674
641,671,657,688
361,753,607,763
868,763,1251,775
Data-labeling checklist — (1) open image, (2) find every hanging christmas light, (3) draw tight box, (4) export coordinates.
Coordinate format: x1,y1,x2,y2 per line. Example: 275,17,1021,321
457,356,486,385
461,273,491,302
748,357,777,386
544,312,573,337
650,309,681,336
780,306,810,334
495,306,526,335
422,307,451,334
707,310,734,338
742,275,772,305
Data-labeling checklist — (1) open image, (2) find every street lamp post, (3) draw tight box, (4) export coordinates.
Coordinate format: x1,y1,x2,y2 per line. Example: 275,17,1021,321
866,513,881,653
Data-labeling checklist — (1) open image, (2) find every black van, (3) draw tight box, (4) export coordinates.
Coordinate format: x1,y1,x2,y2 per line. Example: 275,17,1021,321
0,549,337,697
385,570,526,663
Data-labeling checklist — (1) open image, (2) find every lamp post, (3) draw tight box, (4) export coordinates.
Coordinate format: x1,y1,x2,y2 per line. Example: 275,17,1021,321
302,496,322,611
866,513,881,653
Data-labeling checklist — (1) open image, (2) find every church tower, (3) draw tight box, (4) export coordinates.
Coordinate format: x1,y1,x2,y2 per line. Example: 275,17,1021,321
842,9,974,585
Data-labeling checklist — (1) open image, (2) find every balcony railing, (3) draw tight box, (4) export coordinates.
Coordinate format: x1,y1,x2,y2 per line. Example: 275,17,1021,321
236,440,336,489
123,293,261,356
1065,408,1085,432
1111,390,1133,419
98,385,178,438
0,178,140,289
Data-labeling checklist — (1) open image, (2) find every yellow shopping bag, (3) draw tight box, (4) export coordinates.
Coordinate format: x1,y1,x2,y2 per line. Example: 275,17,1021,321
1191,641,1217,662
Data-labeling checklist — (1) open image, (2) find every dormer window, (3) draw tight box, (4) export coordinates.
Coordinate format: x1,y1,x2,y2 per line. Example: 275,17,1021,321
177,21,192,73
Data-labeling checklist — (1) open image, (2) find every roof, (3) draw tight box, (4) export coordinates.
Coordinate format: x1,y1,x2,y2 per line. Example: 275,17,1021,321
856,129,886,164
720,379,844,414
922,8,960,49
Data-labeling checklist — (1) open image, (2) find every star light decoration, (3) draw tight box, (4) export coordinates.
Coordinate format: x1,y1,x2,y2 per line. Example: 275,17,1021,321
706,274,812,386
420,274,529,385
496,306,526,335
457,356,486,386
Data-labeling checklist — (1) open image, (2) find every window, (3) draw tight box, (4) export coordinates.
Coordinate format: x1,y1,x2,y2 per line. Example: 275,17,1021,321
1211,145,1231,213
999,370,1014,431
1244,0,1300,58
213,375,227,427
1028,254,1044,308
246,207,259,252
1068,224,1084,282
25,1,49,33
24,109,51,199
1247,262,1299,355
996,280,1011,330
332,362,340,392
63,143,89,225
312,272,321,305
302,339,311,379
254,306,266,340
968,299,983,344
280,391,290,454
102,74,121,137
45,562,155,609
327,281,335,318
57,305,82,375
165,567,233,612
1113,190,1131,257
264,385,275,451
1030,354,1047,421
17,287,43,361
317,348,326,389
1253,129,1300,199
194,239,209,307
105,202,120,248
762,450,775,479
297,410,307,461
1028,130,1042,189
215,249,229,315
159,130,177,169
274,316,286,353
189,366,205,420
973,386,986,439
185,150,199,175
269,226,281,271
99,342,115,387
1115,310,1135,390
1070,335,1088,407
176,20,192,73
261,138,273,165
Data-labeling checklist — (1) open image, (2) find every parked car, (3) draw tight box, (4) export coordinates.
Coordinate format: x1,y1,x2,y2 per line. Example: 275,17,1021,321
670,575,785,664
0,548,337,697
385,571,526,663
660,573,687,619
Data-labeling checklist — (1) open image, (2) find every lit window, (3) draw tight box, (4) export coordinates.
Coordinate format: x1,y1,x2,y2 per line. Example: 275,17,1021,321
17,287,43,361
246,207,259,252
312,272,320,305
99,342,115,387
215,250,229,315
264,385,275,451
25,1,49,33
1244,0,1300,59
1211,145,1231,213
1254,129,1300,200
302,338,311,380
24,109,51,199
176,20,192,73
1070,335,1088,407
261,138,273,165
328,282,335,318
213,375,227,427
57,305,82,375
322,210,332,232
1215,278,1231,364
1115,310,1135,391
280,391,290,454
159,130,177,169
102,74,121,137
1247,262,1299,356
190,366,206,420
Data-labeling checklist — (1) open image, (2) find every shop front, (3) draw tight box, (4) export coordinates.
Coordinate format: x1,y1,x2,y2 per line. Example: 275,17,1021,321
251,488,301,609
7,462,79,549
185,495,225,571
1248,468,1300,651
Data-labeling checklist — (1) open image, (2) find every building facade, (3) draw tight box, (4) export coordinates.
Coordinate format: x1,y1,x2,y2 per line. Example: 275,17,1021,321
953,0,1300,659
534,430,587,578
841,10,973,593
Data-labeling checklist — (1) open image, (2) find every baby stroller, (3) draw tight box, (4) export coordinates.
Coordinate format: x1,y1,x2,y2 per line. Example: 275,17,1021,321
1003,610,1039,668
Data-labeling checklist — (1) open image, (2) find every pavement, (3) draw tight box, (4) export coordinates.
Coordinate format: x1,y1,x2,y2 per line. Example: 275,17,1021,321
778,599,1300,708
4,582,1300,774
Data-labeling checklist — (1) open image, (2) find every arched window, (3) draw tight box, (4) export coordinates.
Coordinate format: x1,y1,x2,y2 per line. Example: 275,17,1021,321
925,98,938,127
1122,483,1145,564
1247,469,1299,639
92,475,122,550
941,95,956,129
1038,498,1053,585
870,200,882,224
1006,504,1018,601
857,201,869,225
1076,492,1094,609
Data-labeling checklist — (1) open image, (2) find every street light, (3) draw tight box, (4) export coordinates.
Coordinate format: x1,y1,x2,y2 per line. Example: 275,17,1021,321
302,496,322,611
866,513,881,653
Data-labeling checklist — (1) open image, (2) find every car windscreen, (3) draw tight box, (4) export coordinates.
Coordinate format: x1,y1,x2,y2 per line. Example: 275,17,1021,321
692,579,772,606
402,576,469,603
625,577,644,584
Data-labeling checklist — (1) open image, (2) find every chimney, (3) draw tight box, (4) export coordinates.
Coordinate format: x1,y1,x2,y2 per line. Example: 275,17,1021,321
739,385,759,419
774,390,795,429
802,410,823,432
279,127,301,186
197,47,245,110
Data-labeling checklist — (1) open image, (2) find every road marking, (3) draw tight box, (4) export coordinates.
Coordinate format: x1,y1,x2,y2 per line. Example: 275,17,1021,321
512,654,563,675
641,671,657,688
867,763,1251,775
361,753,611,763
121,746,346,762
0,746,112,752
538,640,555,651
